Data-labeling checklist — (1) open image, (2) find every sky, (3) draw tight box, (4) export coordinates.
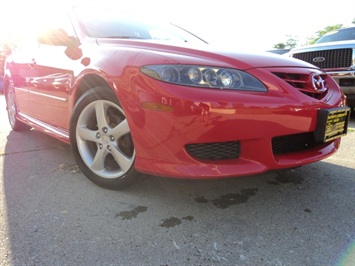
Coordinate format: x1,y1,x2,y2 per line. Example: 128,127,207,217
0,0,354,51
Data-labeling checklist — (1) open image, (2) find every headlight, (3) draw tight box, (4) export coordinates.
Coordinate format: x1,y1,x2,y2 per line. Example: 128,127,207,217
141,65,267,91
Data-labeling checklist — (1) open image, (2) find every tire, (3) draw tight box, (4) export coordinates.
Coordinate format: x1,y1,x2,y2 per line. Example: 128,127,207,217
5,84,31,131
69,87,140,189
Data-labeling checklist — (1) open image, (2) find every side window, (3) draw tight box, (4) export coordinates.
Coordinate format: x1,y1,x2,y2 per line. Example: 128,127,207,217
11,37,39,63
35,11,79,68
37,12,77,42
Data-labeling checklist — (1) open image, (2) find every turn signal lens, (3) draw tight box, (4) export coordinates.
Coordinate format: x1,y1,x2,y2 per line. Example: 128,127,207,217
140,102,174,112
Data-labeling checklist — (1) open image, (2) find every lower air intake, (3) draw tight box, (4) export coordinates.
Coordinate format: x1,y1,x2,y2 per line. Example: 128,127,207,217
186,141,240,160
272,132,324,155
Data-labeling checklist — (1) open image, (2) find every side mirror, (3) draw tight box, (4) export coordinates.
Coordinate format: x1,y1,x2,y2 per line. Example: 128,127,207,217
37,28,82,60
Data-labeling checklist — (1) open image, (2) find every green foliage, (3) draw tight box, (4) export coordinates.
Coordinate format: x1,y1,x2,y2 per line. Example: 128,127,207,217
273,19,354,49
307,24,343,45
273,43,286,49
273,35,298,49
285,35,297,49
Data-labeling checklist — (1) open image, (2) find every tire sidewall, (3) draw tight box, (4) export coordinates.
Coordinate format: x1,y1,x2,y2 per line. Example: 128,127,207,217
69,87,139,189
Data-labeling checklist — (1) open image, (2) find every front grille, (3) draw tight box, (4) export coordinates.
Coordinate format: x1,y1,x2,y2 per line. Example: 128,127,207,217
272,72,327,99
272,132,324,155
293,48,352,69
186,141,240,160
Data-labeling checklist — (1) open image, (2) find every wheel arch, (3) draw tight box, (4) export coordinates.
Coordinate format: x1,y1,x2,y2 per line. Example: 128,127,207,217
72,73,116,108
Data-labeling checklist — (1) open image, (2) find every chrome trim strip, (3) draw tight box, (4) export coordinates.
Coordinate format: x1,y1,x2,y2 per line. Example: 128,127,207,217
21,113,69,140
15,87,28,93
29,90,67,102
327,70,355,77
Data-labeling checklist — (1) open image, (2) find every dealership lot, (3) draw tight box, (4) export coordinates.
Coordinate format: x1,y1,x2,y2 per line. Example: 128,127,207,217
0,94,354,265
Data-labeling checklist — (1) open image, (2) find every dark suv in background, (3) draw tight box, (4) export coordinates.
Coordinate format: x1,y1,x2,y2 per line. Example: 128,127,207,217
288,27,355,109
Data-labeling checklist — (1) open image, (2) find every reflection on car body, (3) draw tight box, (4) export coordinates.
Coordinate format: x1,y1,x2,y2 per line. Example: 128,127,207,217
3,6,350,189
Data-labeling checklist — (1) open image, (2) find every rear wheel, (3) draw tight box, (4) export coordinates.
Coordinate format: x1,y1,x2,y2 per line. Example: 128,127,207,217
70,87,140,189
5,84,31,131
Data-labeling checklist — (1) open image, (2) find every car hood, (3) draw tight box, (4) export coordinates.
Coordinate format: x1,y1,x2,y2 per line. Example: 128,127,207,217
95,39,316,70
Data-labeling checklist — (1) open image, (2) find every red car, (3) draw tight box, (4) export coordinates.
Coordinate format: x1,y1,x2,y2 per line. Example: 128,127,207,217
3,7,350,189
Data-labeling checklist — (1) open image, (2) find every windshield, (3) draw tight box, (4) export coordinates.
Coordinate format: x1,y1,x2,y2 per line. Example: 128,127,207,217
315,27,355,44
73,7,206,44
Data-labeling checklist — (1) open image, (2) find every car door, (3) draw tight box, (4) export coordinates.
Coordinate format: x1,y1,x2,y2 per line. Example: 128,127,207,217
28,12,78,130
8,38,40,117
28,43,74,130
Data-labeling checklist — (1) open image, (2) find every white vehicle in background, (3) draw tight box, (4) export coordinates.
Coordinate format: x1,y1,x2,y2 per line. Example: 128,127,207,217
288,26,355,109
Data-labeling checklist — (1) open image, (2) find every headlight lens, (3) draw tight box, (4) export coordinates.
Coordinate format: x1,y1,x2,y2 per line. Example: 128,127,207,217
141,65,267,91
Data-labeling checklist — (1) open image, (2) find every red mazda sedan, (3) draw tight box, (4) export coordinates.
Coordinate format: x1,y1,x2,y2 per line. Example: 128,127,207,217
3,7,350,189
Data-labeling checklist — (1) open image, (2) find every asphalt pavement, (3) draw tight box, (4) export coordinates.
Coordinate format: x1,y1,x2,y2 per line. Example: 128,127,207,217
0,94,354,266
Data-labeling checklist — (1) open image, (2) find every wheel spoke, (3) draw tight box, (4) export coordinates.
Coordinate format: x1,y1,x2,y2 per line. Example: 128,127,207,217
90,147,108,171
110,146,133,172
7,91,16,125
95,101,108,130
77,126,99,142
110,119,130,139
9,105,16,125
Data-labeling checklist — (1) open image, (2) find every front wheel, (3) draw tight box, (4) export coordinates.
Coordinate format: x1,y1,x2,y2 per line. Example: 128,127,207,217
69,87,140,190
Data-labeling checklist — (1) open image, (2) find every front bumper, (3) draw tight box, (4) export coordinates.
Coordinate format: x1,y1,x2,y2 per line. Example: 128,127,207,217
116,66,347,179
131,104,342,179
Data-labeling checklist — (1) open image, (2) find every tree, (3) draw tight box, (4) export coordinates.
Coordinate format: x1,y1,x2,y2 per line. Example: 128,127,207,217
285,35,297,49
273,43,286,49
307,24,343,45
273,35,298,49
